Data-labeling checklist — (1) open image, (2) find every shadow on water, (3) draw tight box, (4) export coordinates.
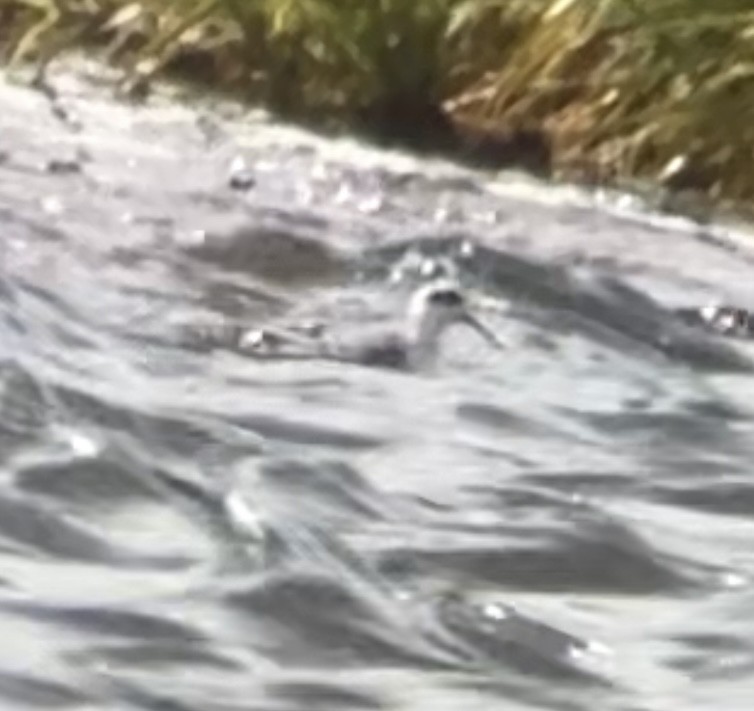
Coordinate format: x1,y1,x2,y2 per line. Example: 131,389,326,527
2,66,754,710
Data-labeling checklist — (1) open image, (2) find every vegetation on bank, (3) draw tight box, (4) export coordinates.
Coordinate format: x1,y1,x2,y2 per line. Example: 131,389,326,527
1,0,754,207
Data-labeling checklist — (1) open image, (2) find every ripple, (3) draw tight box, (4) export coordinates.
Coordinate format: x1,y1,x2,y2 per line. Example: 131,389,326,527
2,67,754,711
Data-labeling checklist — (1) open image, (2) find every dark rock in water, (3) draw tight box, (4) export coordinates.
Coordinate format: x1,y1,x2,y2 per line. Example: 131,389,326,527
228,155,256,191
228,169,256,191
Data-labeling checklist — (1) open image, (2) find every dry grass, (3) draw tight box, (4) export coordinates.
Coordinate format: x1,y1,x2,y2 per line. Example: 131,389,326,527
2,0,754,206
448,0,754,203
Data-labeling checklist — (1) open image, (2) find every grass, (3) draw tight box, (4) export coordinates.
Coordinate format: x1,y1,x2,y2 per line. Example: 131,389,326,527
2,0,754,209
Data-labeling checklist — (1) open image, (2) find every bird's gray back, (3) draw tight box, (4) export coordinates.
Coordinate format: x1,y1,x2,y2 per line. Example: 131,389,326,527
328,326,413,369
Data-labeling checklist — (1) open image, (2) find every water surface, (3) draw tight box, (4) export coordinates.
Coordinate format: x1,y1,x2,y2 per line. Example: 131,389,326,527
2,64,754,710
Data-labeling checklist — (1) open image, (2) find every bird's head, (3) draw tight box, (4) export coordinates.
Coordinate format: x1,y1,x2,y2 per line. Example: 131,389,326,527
407,281,502,350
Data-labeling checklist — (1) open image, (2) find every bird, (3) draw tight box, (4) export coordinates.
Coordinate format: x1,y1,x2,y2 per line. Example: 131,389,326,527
242,280,504,370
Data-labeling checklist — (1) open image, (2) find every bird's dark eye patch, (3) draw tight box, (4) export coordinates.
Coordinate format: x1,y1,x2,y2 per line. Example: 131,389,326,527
427,288,464,307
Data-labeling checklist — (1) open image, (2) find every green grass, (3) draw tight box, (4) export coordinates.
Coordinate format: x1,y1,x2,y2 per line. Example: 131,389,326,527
3,0,754,208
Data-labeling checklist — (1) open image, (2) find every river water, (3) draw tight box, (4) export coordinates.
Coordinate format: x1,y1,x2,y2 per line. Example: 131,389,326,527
2,63,754,710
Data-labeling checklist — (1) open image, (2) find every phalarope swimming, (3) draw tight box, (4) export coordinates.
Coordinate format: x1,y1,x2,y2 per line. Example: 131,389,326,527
244,280,503,369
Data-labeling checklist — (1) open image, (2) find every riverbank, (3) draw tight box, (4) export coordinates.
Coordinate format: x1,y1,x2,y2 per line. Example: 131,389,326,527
2,0,752,212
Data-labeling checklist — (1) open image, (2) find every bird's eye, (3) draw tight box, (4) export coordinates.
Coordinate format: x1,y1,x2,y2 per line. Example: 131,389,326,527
428,288,464,307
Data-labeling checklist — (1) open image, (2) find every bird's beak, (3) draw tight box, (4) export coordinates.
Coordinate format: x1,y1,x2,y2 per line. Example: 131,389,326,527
461,312,505,350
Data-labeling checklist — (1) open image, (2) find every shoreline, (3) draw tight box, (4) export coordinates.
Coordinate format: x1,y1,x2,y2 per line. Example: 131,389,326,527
2,0,752,220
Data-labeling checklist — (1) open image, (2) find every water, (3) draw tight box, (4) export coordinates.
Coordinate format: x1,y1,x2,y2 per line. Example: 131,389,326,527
2,63,754,710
